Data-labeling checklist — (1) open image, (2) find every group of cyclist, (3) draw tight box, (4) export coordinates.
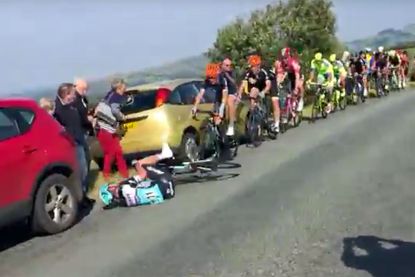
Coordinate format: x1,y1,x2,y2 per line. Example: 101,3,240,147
192,45,411,137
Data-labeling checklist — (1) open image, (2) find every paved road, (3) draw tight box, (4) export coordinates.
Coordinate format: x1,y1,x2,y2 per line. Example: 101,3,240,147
2,91,415,277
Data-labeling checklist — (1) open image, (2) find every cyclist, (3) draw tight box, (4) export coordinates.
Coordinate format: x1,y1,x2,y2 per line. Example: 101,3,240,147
399,50,409,88
278,48,303,106
329,53,347,97
192,63,228,126
365,48,373,92
239,54,274,131
371,51,388,96
219,57,239,136
388,50,401,88
351,51,367,102
307,52,335,112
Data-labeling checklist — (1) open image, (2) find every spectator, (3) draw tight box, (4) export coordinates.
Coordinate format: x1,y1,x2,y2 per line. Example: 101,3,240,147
54,83,91,202
39,97,55,115
73,78,93,173
95,78,129,181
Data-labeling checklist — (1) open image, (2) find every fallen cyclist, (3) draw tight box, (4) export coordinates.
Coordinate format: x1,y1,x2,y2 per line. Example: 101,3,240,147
99,143,175,209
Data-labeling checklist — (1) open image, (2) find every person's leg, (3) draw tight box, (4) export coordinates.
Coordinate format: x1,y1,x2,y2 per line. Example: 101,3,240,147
97,129,114,180
111,134,129,179
226,94,237,136
271,96,280,132
133,143,173,180
84,134,91,174
74,143,89,195
249,88,259,109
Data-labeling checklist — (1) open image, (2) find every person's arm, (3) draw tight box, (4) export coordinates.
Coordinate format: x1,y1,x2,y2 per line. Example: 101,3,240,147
192,88,205,113
110,102,125,121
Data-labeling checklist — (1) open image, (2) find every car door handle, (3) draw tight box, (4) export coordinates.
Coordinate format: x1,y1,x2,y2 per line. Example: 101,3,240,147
23,145,37,154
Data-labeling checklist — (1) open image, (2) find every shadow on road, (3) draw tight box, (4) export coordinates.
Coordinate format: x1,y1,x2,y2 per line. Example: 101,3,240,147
342,235,415,277
0,203,94,253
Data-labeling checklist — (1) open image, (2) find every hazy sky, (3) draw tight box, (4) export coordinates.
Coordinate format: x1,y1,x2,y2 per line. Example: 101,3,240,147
0,0,414,94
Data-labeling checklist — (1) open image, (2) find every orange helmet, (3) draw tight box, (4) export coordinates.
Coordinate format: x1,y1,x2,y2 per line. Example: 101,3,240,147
205,63,220,78
248,55,261,67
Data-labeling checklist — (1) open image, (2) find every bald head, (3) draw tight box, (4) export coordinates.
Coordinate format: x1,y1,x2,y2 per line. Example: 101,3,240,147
74,78,88,96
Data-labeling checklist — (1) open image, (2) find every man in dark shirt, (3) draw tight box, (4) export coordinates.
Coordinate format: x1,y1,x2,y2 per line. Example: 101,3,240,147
219,58,238,136
54,83,89,196
73,79,93,174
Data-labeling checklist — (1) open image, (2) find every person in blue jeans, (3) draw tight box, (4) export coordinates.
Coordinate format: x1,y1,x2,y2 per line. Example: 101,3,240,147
54,83,93,206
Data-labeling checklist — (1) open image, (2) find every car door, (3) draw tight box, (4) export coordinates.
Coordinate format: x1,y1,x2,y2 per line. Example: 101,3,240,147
0,108,40,208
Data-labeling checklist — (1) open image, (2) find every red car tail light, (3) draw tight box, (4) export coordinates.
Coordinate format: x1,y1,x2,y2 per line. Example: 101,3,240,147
155,88,171,107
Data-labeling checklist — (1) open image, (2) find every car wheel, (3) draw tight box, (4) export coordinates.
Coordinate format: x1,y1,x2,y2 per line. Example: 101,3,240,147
32,174,79,235
179,132,200,162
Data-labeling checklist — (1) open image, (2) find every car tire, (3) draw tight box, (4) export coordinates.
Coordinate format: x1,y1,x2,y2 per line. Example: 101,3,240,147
178,132,200,162
32,174,79,235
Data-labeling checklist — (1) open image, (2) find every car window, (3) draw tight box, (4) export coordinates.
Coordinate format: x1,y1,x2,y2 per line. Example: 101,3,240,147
121,90,156,114
13,109,35,134
168,89,182,105
0,109,19,141
174,83,199,105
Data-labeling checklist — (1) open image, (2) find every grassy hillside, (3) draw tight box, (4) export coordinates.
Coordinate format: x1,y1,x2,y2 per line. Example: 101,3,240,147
25,54,209,105
347,25,415,51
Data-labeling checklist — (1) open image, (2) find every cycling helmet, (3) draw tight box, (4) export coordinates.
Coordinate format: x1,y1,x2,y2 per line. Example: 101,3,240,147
341,51,350,62
378,46,384,53
365,47,371,53
281,47,291,57
389,50,396,57
329,54,336,62
314,52,323,61
248,54,262,66
205,63,220,78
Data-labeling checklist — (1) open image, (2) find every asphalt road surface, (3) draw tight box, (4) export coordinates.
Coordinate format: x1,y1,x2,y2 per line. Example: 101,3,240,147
1,91,415,277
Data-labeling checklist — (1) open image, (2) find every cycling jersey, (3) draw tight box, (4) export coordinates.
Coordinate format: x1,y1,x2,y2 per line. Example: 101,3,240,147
276,57,301,92
243,68,270,92
203,77,227,104
353,58,366,74
331,60,346,79
219,71,237,95
389,56,400,67
311,58,334,79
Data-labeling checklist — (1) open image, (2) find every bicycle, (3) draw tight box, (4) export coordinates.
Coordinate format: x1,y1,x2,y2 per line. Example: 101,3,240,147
246,93,278,147
331,80,347,111
351,73,365,104
308,82,330,122
389,66,400,92
193,109,238,162
279,82,302,133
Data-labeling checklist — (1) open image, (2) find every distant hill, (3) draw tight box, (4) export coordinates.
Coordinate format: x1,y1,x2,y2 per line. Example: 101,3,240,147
346,24,415,51
22,54,209,105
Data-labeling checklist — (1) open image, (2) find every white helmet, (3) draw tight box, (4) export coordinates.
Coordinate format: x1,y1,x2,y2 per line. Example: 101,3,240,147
378,46,384,53
365,47,371,52
342,51,350,62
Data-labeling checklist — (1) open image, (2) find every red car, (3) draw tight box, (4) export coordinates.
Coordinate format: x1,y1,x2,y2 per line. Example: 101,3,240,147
0,98,83,234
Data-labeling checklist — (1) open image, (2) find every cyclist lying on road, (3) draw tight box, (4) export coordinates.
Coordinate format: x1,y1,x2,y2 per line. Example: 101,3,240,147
99,143,175,209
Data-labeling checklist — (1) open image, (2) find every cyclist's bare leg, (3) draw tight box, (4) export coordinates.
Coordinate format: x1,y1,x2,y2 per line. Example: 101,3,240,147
132,144,173,180
249,87,259,109
271,96,280,131
226,94,237,135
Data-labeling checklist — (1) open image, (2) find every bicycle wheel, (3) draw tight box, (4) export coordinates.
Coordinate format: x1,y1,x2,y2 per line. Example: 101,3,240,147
246,109,262,147
199,123,221,161
293,110,302,127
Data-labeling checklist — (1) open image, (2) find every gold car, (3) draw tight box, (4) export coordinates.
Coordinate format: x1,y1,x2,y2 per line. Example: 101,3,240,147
90,78,249,166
